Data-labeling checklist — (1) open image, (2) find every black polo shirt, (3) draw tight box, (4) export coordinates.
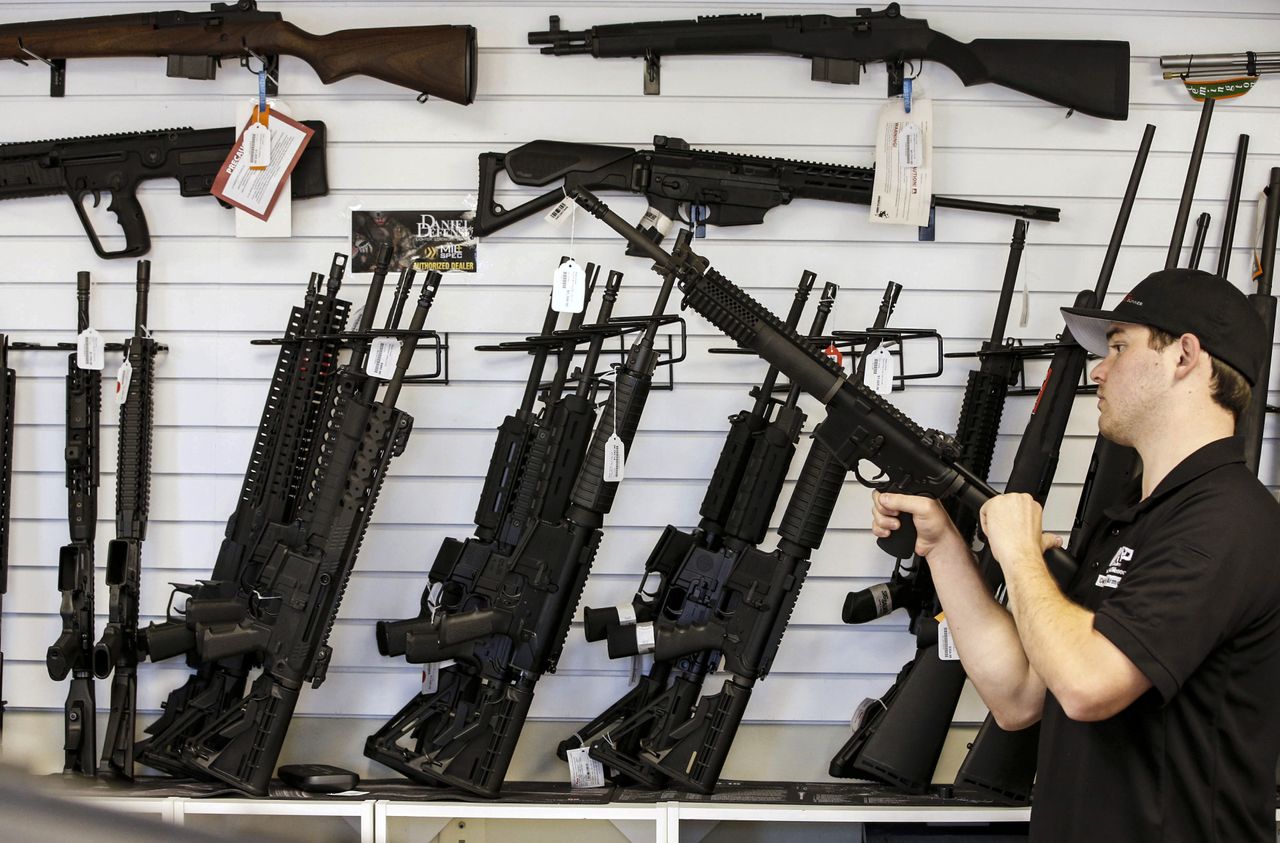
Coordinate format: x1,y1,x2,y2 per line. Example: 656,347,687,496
1032,437,1280,843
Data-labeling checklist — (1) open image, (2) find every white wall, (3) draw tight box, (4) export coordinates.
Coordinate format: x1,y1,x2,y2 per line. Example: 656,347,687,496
1,0,1277,786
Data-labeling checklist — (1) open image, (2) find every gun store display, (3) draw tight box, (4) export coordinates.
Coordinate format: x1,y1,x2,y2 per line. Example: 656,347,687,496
2,2,1278,840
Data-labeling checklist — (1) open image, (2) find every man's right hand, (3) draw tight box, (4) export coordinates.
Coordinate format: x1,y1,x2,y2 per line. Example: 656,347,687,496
871,491,967,559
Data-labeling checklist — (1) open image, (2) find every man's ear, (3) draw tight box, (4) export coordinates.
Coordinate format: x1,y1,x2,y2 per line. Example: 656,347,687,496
1173,333,1205,380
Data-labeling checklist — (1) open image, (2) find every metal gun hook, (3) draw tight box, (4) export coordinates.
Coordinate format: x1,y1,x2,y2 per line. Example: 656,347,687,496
14,38,55,68
239,42,280,87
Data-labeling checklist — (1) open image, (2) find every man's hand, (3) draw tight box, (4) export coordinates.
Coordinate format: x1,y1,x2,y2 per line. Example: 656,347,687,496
871,491,968,559
979,493,1062,571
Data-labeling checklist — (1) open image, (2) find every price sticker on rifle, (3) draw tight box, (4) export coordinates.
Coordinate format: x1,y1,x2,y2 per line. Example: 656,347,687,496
552,259,587,312
603,431,626,482
366,336,402,380
76,328,105,371
544,197,574,226
864,345,894,395
115,358,133,406
567,747,607,789
420,659,453,695
938,617,959,661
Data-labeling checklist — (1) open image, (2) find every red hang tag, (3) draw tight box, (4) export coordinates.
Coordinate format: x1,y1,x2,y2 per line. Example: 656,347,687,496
824,342,844,368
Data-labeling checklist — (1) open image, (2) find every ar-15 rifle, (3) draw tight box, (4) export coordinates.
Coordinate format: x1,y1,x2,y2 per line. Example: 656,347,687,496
0,335,11,737
0,1,476,102
475,136,1061,247
368,253,684,798
531,3,1129,120
92,261,159,780
828,219,1028,792
158,263,444,795
138,252,355,778
560,270,830,784
45,271,102,776
0,122,329,259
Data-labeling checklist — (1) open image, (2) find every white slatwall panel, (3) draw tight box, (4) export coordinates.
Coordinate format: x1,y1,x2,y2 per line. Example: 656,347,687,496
1,0,1277,783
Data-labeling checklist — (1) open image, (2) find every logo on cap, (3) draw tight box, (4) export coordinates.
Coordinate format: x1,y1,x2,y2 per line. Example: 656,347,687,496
1121,294,1142,306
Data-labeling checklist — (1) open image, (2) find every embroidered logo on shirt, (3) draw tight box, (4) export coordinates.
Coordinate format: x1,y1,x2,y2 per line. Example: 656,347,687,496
1095,546,1133,589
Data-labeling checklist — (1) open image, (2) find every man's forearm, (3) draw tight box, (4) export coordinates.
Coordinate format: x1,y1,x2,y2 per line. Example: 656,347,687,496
926,538,1044,722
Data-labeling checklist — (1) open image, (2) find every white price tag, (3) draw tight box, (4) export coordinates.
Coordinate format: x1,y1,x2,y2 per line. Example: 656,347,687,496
850,696,884,732
245,122,272,170
552,259,587,313
938,617,959,661
544,198,574,226
115,358,133,406
348,305,365,331
634,621,656,654
864,346,894,395
76,328,105,371
869,97,933,227
616,603,638,626
567,747,607,789
366,336,402,380
421,663,439,695
603,432,626,482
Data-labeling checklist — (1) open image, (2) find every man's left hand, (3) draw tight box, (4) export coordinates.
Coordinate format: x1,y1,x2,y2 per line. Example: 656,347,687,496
979,493,1062,570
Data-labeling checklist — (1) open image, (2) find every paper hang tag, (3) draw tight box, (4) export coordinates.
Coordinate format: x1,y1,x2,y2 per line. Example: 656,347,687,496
938,617,959,661
115,358,133,406
348,305,365,331
245,121,272,171
603,432,626,482
421,663,439,695
823,342,844,369
567,747,607,789
552,259,587,313
544,198,574,226
864,346,894,395
76,328,105,371
850,696,884,732
869,97,933,227
366,336,402,380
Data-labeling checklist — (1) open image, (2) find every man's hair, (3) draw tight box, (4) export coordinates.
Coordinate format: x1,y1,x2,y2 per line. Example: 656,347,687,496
1147,327,1252,418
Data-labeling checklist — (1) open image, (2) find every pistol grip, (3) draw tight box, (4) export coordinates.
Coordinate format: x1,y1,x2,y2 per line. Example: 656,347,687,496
72,186,150,259
877,513,918,559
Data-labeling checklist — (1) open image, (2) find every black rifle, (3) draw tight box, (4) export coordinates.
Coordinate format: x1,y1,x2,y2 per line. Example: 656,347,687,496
92,261,158,780
0,1,476,103
1237,164,1275,474
138,253,355,778
45,271,101,776
368,254,683,798
955,105,1217,804
0,123,329,259
829,219,1028,791
0,334,11,736
475,136,1060,247
561,270,831,784
530,3,1129,119
160,264,443,795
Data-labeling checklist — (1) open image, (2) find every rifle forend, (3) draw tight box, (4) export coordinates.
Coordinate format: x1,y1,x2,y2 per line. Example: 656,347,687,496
531,3,1129,120
1,1,476,103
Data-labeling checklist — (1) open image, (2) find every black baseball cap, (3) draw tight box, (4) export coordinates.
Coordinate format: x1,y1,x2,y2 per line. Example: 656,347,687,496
1060,268,1269,386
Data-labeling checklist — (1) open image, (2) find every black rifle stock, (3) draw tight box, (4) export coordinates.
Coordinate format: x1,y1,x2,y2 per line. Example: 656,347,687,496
170,266,442,795
829,220,1026,791
0,335,11,736
564,271,828,785
46,271,101,776
137,253,353,778
0,123,329,259
0,1,476,103
475,136,1060,247
530,3,1129,119
93,261,158,780
367,255,680,798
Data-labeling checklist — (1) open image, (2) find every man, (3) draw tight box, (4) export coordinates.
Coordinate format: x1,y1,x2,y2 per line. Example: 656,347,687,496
872,268,1280,841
